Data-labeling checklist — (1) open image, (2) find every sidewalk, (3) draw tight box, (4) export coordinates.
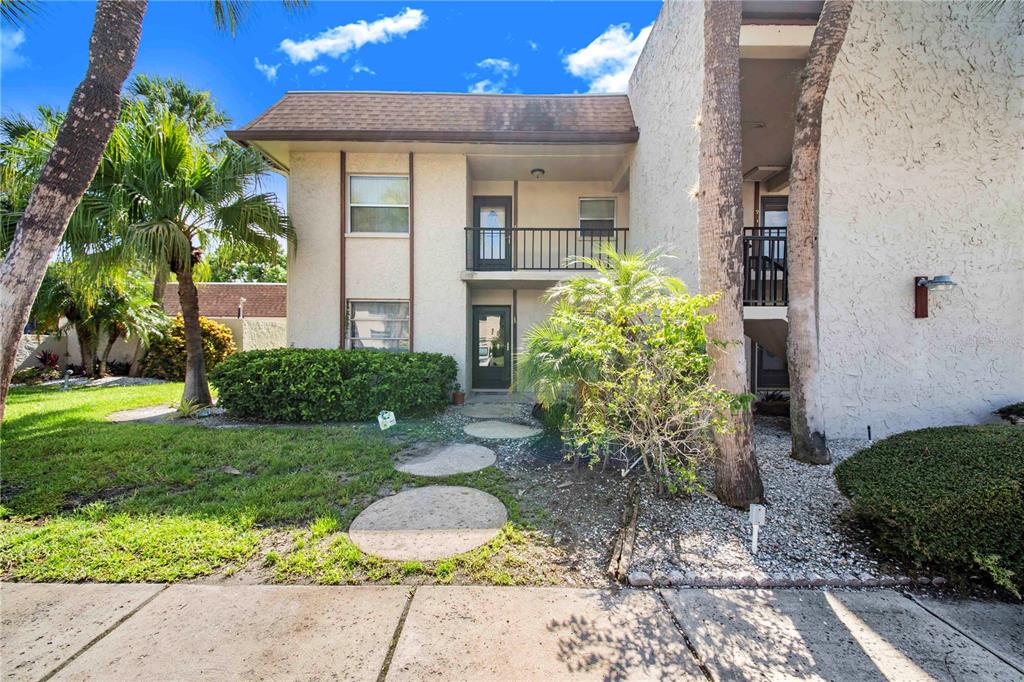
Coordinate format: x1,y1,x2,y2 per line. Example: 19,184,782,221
2,584,1021,681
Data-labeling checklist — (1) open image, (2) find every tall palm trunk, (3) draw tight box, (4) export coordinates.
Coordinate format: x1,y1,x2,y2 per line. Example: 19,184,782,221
100,327,122,375
175,265,213,405
0,0,146,421
698,0,764,507
75,324,98,378
787,0,854,464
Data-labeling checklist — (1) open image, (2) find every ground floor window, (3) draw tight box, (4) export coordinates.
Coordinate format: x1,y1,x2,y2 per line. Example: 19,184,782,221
347,300,409,352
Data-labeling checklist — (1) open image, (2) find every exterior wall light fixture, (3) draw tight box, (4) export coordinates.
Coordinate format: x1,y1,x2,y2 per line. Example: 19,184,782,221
914,275,957,318
530,168,545,179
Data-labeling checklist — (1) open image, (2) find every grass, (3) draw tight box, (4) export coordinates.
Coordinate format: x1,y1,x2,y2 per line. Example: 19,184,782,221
1,383,550,584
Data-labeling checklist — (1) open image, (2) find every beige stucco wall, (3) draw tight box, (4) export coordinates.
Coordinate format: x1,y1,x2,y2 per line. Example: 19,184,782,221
287,152,341,348
217,317,287,351
412,153,470,389
817,1,1024,438
627,0,704,287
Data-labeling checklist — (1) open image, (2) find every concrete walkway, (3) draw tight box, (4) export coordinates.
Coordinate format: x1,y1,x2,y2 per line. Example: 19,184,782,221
2,584,1020,681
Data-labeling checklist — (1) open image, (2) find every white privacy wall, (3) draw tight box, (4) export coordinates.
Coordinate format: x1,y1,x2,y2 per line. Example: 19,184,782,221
627,0,704,288
817,1,1024,438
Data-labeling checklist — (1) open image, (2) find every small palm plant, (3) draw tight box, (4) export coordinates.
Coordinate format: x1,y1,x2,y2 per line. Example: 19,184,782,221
517,248,741,494
91,103,293,404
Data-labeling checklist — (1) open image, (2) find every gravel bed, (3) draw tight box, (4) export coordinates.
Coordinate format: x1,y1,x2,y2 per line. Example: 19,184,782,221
628,416,899,586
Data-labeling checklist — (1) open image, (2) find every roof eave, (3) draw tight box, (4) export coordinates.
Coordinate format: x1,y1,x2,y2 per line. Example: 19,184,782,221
225,129,639,145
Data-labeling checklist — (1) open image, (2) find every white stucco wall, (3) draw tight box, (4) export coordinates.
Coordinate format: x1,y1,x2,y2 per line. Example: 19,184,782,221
412,153,470,389
627,0,704,287
817,1,1024,437
287,152,341,347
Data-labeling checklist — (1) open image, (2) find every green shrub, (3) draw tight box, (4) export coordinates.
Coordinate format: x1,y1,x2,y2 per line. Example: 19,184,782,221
11,366,61,385
209,348,457,422
835,425,1024,596
142,315,236,380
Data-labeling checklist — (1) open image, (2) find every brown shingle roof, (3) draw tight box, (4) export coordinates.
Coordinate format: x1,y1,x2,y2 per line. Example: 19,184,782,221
163,283,286,319
227,92,638,144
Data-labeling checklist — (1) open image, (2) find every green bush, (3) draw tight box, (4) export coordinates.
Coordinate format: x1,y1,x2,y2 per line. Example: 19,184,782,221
142,315,236,380
11,366,61,385
835,425,1024,596
209,348,457,422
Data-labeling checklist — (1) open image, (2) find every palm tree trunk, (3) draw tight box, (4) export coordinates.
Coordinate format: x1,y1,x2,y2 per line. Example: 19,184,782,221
787,0,854,464
100,328,121,375
698,0,765,508
175,265,213,405
0,0,146,421
128,268,167,377
76,324,98,378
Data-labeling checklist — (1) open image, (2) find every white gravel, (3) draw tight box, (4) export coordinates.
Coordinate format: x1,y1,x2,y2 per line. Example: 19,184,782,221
629,416,891,584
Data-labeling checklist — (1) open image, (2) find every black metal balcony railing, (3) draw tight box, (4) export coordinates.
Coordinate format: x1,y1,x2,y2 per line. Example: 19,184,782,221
743,226,788,306
465,227,629,271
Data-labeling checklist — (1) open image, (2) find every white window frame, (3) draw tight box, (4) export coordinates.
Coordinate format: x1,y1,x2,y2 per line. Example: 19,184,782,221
348,174,410,235
346,299,410,352
578,197,617,235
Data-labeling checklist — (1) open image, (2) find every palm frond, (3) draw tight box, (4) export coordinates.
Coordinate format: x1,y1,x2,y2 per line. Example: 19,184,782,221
0,0,38,27
210,0,247,36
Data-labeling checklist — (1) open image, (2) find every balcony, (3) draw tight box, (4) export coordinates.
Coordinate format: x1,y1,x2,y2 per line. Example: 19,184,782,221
743,227,788,306
465,227,629,272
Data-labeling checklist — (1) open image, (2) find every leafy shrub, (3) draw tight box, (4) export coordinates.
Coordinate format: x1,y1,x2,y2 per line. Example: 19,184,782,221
35,350,60,369
835,425,1024,596
209,348,457,422
142,315,236,380
11,366,61,385
532,400,569,432
517,249,738,494
996,402,1024,424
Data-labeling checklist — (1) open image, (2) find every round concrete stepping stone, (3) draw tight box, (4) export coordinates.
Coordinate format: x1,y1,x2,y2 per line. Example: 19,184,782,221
106,405,177,423
395,443,496,477
349,486,507,561
458,403,521,419
463,420,542,440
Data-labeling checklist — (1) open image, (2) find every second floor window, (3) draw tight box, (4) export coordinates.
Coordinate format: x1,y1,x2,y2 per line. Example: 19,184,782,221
350,175,409,234
579,198,616,235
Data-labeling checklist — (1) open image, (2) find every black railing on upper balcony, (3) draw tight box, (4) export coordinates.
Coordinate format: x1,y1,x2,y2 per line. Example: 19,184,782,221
465,227,629,271
743,226,788,306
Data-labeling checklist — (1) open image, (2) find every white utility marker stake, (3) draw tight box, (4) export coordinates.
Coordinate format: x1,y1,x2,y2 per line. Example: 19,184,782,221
749,504,766,555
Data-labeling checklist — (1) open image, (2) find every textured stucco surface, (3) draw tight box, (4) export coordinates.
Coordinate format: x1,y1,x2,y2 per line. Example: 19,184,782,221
218,317,287,351
412,153,470,389
817,1,1024,437
628,0,704,286
287,152,341,348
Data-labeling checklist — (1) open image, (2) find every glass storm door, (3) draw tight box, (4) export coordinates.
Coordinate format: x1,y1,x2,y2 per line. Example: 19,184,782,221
472,196,512,270
472,305,512,389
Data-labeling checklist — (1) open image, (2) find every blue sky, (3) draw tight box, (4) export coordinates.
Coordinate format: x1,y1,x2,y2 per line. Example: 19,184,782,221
1,1,660,201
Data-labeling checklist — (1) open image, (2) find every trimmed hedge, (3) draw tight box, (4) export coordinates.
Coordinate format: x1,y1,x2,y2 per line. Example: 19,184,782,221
835,425,1024,596
209,348,457,422
142,315,236,380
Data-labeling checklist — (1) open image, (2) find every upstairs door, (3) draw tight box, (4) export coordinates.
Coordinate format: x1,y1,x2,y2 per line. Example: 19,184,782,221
472,196,513,271
472,305,512,389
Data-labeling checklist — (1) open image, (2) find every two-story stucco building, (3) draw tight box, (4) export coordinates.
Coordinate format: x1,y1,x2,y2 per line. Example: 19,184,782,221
229,0,1022,439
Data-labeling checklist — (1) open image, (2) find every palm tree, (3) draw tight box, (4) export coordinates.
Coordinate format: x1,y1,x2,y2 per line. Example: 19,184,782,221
94,104,291,404
786,0,854,465
30,265,100,376
697,0,764,507
0,0,304,422
91,276,168,375
517,249,685,407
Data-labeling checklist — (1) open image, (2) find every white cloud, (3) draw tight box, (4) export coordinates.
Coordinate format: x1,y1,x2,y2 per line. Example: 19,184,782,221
467,57,518,94
309,64,329,76
564,22,652,93
351,62,375,75
1,28,27,71
254,57,280,82
279,7,426,64
468,79,501,94
527,40,539,51
476,57,517,76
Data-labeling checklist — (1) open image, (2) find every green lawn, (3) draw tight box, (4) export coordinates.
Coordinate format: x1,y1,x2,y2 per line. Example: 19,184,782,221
0,384,554,584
